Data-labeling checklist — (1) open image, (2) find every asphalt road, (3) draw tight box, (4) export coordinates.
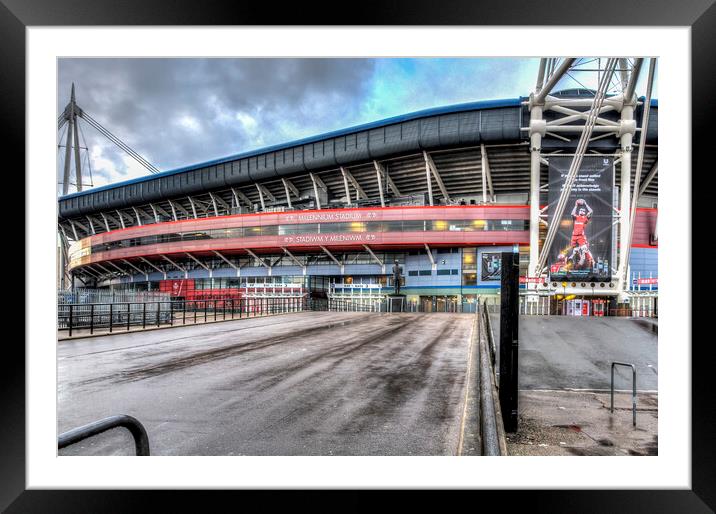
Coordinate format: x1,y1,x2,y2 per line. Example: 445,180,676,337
58,312,474,456
489,315,658,391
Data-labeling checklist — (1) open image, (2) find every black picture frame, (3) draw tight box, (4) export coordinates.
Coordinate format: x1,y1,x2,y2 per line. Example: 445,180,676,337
5,0,713,511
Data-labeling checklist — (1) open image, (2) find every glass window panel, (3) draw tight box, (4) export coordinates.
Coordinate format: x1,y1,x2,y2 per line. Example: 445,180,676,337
402,220,425,231
244,226,262,236
462,273,477,286
384,221,403,232
463,248,477,269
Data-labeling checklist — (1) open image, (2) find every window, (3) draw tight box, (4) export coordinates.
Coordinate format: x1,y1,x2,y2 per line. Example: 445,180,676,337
462,273,477,286
436,269,455,276
419,270,432,276
462,248,477,269
87,216,530,254
402,220,425,231
408,270,419,277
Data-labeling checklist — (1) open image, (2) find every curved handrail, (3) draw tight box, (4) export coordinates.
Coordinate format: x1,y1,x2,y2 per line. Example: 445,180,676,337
610,362,637,427
58,414,150,456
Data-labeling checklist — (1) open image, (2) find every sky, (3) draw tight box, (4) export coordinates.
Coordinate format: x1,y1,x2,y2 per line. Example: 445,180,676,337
57,58,657,192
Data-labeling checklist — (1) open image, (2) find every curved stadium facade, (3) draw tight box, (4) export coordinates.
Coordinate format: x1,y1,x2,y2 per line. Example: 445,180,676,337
58,90,658,314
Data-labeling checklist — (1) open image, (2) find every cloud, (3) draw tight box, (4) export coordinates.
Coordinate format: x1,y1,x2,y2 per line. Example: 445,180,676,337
176,115,202,133
58,57,654,192
58,58,378,189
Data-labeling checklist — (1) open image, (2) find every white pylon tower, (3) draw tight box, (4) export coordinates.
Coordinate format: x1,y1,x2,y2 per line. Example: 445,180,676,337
524,58,656,306
57,83,161,290
58,83,160,196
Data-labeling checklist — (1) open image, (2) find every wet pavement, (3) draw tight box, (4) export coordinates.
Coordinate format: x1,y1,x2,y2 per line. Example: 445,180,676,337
490,315,658,391
487,315,658,456
58,311,474,456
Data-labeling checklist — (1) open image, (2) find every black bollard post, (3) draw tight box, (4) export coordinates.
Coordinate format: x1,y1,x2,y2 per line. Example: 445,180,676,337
499,251,519,433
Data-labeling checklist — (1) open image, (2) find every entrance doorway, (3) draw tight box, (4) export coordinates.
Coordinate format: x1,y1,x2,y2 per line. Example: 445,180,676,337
419,295,459,312
555,297,611,316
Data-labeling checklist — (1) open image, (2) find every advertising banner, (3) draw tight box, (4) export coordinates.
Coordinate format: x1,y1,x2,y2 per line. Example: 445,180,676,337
547,155,614,282
481,252,502,281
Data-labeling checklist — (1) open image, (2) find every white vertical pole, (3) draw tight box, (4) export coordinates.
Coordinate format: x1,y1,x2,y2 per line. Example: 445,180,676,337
528,105,543,279
618,103,634,301
425,154,434,206
481,144,489,204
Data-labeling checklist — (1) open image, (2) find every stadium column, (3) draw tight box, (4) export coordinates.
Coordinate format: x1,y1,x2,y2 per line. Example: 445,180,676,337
617,101,634,302
528,100,545,285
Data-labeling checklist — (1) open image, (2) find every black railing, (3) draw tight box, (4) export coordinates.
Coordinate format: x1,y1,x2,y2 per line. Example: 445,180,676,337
482,299,497,365
58,415,150,456
59,296,306,336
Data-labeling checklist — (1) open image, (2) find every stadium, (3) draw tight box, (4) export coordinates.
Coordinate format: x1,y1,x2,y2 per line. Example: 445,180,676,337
57,69,658,317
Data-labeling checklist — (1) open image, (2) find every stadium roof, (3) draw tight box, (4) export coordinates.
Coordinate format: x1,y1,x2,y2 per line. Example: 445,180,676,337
60,97,522,200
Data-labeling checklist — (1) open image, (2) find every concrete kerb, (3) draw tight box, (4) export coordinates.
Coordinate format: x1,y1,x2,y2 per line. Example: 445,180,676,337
477,308,508,455
457,314,481,456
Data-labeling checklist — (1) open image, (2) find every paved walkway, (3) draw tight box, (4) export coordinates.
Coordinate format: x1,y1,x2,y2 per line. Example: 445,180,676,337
507,390,658,456
58,312,475,456
490,315,658,390
487,315,658,456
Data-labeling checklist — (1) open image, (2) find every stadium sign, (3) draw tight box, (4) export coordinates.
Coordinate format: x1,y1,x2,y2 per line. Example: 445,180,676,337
519,277,544,284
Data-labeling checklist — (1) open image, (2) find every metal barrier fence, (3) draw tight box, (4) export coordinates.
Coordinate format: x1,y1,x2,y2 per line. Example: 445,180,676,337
519,295,551,315
608,308,657,318
327,297,387,312
517,298,658,318
322,297,482,313
58,288,171,305
405,301,466,313
482,299,497,365
58,296,306,336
